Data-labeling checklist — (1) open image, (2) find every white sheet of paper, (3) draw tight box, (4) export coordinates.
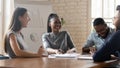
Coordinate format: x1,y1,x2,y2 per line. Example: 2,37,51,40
77,55,93,60
48,53,80,58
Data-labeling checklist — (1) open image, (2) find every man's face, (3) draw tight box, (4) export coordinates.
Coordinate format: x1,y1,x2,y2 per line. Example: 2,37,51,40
113,11,120,29
94,24,108,38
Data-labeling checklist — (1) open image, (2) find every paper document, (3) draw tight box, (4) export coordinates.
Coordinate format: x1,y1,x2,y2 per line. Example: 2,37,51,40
77,55,93,60
48,53,80,58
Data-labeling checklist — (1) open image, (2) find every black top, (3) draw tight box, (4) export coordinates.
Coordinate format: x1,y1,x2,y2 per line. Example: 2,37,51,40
42,31,75,53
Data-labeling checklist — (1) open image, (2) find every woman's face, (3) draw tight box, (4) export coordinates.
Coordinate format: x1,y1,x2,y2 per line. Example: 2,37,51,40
19,12,31,27
49,18,61,32
113,11,120,28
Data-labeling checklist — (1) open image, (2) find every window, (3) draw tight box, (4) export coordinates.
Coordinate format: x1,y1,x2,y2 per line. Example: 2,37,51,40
0,0,14,54
0,0,3,54
91,0,120,28
0,0,1,13
0,1,1,30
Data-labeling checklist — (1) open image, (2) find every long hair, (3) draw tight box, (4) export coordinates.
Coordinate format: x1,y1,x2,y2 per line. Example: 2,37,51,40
9,7,27,32
4,7,27,53
47,13,59,32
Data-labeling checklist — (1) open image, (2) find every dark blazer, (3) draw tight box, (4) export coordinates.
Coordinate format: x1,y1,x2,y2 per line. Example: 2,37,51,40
93,30,120,62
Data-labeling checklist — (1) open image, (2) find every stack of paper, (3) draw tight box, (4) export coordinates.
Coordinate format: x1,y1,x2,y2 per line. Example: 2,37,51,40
77,55,93,60
48,53,80,58
48,53,93,60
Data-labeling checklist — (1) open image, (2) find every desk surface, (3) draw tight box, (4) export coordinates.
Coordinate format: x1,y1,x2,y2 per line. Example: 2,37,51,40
0,57,119,68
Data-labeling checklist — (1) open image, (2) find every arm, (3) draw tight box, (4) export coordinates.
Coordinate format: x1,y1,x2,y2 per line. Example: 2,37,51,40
42,34,62,54
67,48,76,53
66,32,76,53
93,31,120,62
9,34,42,58
46,48,62,54
82,46,96,54
82,32,95,54
82,47,90,54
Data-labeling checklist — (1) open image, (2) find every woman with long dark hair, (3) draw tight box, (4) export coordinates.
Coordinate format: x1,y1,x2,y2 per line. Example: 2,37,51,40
42,13,76,54
4,7,44,58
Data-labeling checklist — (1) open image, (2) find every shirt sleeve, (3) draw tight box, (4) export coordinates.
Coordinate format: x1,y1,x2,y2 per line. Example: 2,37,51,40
83,32,95,48
93,31,120,62
42,33,51,49
66,31,75,49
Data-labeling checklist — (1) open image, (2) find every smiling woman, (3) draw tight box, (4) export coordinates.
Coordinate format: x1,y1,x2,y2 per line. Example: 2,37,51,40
3,7,44,58
42,13,76,55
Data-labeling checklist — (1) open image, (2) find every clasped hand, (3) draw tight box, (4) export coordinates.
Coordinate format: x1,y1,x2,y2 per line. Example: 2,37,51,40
89,47,96,55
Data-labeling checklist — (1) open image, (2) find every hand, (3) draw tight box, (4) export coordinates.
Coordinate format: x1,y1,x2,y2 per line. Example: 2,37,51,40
111,55,119,60
89,47,96,55
66,50,72,53
55,49,63,54
67,48,76,54
67,50,75,53
38,46,45,56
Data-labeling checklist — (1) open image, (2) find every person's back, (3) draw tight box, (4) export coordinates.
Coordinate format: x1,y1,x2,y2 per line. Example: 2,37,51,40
93,5,120,62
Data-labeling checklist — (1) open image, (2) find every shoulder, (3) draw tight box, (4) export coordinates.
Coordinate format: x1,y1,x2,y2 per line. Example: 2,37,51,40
109,27,115,33
9,33,16,40
5,30,17,41
60,31,67,34
6,30,16,38
60,31,70,36
42,32,50,38
114,30,120,35
110,30,120,39
89,30,97,37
